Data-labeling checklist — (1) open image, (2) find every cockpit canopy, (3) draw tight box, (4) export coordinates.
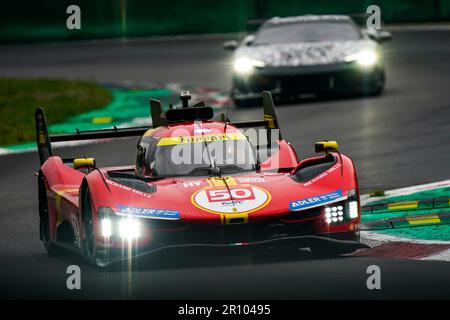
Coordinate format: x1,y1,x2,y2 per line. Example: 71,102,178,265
136,128,258,177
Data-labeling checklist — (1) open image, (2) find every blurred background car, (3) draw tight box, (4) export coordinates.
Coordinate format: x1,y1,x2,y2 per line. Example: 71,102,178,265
224,15,391,107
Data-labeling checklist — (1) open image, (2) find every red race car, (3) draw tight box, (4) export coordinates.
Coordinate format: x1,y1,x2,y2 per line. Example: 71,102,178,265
35,91,366,267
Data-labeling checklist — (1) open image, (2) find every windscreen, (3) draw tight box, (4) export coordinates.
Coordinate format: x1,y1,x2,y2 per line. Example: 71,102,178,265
153,138,258,176
253,21,362,45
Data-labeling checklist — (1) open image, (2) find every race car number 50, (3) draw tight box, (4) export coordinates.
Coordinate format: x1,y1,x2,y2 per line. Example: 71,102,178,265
207,188,255,202
192,185,271,214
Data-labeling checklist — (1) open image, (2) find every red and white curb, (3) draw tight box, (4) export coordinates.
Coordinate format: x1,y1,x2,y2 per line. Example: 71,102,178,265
354,241,450,261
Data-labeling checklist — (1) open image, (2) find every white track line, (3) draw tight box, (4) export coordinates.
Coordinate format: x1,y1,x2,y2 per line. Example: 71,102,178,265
422,249,450,262
360,231,450,246
361,179,450,205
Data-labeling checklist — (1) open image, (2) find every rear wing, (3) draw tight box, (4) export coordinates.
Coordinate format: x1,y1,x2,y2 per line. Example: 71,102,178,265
35,91,281,165
230,91,282,148
231,91,280,130
35,99,164,165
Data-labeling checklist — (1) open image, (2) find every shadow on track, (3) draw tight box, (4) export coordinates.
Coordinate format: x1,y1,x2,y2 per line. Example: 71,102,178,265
49,245,354,273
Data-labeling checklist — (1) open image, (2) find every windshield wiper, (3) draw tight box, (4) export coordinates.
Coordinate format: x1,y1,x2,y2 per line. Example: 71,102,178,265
216,164,244,174
187,166,220,176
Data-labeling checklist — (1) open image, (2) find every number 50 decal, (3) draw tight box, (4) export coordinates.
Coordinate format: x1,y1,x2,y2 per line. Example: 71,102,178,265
206,188,255,202
192,185,271,214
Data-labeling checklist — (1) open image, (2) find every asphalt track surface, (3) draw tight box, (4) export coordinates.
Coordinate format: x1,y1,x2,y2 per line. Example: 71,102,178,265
0,30,449,299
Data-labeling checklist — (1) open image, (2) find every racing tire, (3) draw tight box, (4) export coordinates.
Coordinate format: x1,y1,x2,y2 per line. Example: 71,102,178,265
367,69,385,96
38,173,62,256
82,187,110,268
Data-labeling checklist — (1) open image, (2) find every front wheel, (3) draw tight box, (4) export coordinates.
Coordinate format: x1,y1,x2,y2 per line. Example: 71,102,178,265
367,69,385,96
82,187,110,268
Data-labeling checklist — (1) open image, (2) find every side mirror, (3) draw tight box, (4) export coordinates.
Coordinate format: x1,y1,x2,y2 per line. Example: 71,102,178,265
223,40,238,51
366,29,392,42
73,157,96,169
315,141,339,153
242,34,255,46
377,30,392,42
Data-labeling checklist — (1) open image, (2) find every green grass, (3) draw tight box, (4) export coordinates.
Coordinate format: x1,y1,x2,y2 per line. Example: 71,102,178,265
0,78,112,146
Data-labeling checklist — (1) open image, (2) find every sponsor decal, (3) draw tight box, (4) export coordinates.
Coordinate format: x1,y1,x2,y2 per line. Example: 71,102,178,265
289,189,343,211
182,180,204,188
207,176,237,187
117,205,180,220
191,185,271,215
303,163,341,187
106,180,153,198
238,177,265,183
157,132,246,146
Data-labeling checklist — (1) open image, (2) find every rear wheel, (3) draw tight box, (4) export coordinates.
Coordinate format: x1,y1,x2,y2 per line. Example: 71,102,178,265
38,173,61,256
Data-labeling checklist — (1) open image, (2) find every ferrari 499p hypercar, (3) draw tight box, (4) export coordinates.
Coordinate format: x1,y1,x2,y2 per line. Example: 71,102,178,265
36,91,366,267
224,15,391,107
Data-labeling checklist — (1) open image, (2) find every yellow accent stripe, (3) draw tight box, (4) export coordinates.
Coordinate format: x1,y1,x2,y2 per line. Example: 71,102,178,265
157,132,246,146
264,115,275,129
91,117,112,124
38,132,45,144
208,176,237,187
224,212,248,225
54,188,79,224
407,215,441,225
143,128,157,137
388,201,419,210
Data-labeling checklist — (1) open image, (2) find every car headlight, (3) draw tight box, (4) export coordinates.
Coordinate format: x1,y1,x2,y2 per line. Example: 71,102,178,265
345,50,378,67
233,57,265,75
101,218,113,237
119,218,141,239
323,190,359,224
98,207,141,239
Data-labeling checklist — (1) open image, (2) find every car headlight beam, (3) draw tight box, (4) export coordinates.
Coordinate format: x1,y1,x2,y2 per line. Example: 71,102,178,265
323,191,359,224
119,218,141,240
348,201,359,219
233,57,265,75
345,50,378,67
101,218,112,237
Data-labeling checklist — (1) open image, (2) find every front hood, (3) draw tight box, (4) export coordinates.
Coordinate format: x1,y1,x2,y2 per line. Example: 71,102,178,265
105,166,355,224
236,39,376,67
